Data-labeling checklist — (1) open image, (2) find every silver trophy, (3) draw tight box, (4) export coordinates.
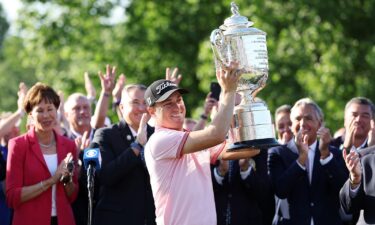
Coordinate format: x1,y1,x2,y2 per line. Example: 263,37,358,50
210,2,278,150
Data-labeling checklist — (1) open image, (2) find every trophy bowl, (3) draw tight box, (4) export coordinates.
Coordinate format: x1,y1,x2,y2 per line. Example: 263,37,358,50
210,2,279,151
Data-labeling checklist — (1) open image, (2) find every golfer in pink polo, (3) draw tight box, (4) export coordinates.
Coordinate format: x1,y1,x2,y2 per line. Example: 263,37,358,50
144,64,260,225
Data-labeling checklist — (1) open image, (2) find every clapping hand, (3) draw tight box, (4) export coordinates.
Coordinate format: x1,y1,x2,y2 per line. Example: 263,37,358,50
343,117,356,150
295,129,309,166
53,153,74,184
317,126,332,159
136,113,151,146
342,150,362,187
367,119,375,147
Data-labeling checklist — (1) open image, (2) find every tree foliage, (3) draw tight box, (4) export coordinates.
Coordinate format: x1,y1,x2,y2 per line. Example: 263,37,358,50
0,0,374,131
0,4,8,52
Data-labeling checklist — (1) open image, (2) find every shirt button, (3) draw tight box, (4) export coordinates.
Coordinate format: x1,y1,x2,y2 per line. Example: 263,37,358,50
228,194,232,198
310,202,314,207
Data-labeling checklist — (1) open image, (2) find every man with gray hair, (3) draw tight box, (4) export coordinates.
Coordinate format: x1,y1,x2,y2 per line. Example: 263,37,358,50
331,97,375,155
66,65,116,225
268,98,348,225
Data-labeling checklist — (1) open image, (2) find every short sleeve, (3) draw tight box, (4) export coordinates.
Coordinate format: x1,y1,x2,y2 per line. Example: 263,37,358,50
209,141,226,164
147,129,189,160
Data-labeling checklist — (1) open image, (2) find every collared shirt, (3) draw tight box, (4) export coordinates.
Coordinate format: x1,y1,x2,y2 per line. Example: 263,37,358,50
288,139,333,174
145,126,225,225
352,138,368,152
128,126,137,137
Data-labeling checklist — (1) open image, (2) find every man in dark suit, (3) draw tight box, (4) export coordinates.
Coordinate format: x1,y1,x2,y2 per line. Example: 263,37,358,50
90,84,156,225
268,98,348,225
212,149,274,225
331,97,375,225
330,97,375,152
340,145,375,225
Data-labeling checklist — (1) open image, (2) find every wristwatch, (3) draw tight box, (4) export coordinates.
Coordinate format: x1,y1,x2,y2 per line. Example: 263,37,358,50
131,141,144,152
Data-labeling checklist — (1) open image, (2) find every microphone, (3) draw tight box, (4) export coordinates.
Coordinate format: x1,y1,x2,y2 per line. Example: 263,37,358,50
83,148,101,225
83,148,101,171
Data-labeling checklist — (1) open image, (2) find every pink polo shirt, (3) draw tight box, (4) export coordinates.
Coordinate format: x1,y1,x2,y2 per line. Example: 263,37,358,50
145,126,225,225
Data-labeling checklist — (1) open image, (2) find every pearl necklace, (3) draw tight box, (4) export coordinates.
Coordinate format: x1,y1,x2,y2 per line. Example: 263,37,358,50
39,138,55,148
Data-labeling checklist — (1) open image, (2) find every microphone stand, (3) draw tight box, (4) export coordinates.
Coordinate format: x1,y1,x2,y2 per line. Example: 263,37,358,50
87,163,96,225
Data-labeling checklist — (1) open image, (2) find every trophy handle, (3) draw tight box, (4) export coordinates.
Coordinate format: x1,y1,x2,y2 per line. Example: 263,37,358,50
210,29,226,68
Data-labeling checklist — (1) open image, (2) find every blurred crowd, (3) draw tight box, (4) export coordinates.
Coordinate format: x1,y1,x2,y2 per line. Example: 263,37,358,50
0,64,374,225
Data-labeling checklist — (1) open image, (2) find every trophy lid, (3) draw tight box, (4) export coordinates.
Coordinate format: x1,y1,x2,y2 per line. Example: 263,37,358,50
220,2,254,30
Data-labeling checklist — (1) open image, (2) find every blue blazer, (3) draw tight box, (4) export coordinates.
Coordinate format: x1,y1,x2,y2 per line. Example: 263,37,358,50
268,142,348,225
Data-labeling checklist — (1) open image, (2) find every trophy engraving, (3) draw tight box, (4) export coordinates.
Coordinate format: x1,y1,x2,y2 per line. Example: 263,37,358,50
210,2,278,150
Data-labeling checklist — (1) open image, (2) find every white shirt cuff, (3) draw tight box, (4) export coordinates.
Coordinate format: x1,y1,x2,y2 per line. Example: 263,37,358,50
349,183,360,198
296,160,306,170
214,167,225,185
319,153,333,165
240,166,252,180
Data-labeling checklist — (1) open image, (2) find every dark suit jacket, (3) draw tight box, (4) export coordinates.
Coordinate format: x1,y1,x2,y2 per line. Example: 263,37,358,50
90,120,156,225
268,142,348,225
340,152,375,225
212,149,274,225
0,151,5,181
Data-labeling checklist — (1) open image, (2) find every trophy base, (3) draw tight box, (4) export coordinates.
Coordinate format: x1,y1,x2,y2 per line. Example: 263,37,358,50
227,138,279,151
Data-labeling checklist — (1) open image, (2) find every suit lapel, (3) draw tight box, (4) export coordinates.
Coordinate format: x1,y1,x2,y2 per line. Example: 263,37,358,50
119,120,135,143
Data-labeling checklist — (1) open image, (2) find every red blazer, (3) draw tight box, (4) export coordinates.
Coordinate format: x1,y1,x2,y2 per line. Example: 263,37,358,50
6,128,78,225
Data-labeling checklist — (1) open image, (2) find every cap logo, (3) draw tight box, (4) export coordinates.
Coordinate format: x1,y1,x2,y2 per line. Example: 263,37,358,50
147,97,152,106
156,82,177,94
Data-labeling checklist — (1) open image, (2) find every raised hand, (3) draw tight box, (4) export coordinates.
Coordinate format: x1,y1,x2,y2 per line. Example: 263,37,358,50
17,82,28,112
74,131,90,155
216,62,240,93
112,73,126,103
98,64,116,94
317,126,332,158
84,72,96,100
165,67,182,85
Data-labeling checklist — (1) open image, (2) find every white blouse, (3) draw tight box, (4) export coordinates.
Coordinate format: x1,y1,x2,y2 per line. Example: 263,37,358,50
43,153,57,216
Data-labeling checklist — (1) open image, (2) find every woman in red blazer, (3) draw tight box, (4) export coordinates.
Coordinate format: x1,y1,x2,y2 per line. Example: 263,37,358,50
6,83,78,225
